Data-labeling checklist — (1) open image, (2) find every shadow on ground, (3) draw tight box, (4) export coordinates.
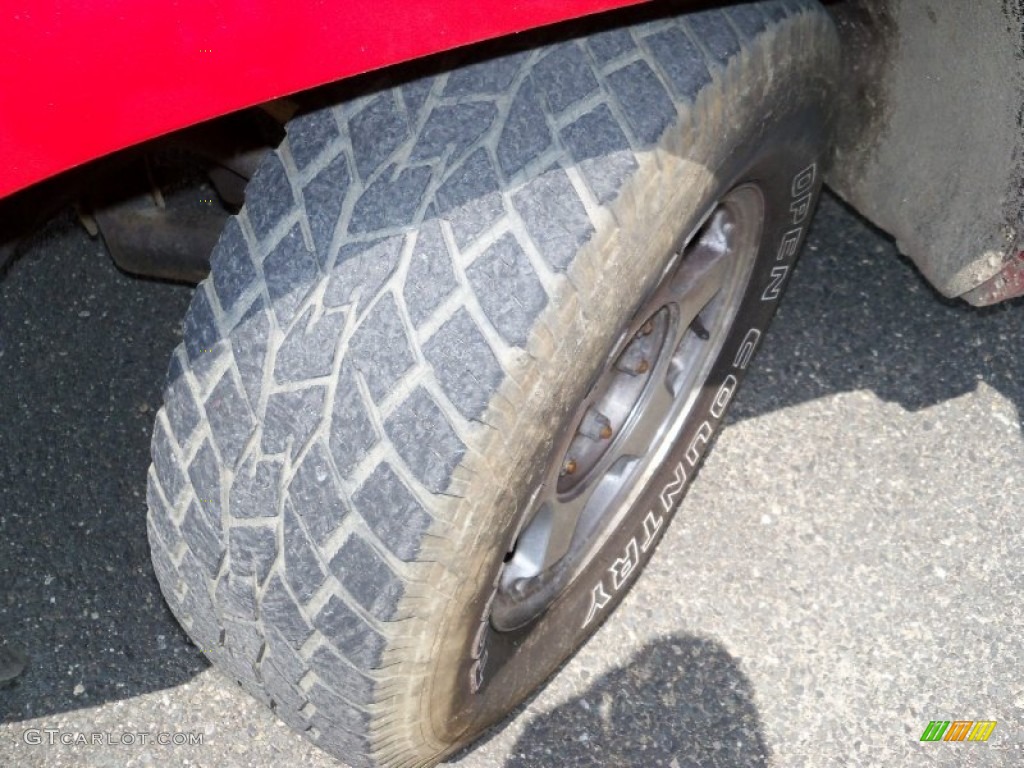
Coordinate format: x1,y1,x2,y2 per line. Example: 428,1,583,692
727,194,1024,428
503,634,768,768
1,189,1022,724
0,211,205,722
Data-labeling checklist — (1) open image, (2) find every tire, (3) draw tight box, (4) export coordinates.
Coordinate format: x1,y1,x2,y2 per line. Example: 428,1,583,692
146,3,837,766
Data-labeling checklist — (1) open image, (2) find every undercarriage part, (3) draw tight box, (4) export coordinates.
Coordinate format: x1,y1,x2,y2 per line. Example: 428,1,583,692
92,180,228,284
85,109,281,283
170,108,285,210
0,108,282,283
826,0,1024,303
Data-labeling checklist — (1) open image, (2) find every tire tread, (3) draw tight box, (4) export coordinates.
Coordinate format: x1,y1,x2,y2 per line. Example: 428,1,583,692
147,3,831,766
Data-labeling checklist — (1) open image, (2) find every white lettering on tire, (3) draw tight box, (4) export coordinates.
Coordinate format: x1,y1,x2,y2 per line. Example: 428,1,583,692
582,161,818,629
761,162,817,302
761,266,789,302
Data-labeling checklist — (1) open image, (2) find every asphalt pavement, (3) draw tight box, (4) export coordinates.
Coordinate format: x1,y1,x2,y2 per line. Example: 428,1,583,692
2,190,1024,767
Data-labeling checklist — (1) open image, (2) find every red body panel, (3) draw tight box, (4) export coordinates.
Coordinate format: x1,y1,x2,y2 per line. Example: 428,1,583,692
0,0,644,199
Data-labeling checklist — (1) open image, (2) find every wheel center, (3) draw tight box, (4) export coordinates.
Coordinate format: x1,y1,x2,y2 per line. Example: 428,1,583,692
557,306,671,494
490,185,764,632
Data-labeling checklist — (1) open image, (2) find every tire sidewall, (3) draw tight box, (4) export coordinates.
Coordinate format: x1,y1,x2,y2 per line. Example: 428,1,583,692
430,98,829,746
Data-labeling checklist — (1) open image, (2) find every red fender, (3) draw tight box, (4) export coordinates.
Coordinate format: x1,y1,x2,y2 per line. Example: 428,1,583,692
0,0,646,199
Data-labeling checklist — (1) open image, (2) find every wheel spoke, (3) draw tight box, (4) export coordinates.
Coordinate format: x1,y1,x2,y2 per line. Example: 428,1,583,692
615,371,677,460
537,368,676,571
667,245,733,348
540,474,603,572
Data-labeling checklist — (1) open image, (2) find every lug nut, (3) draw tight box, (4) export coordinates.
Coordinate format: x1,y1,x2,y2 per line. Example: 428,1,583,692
640,320,654,336
579,408,613,441
615,341,649,377
561,459,577,476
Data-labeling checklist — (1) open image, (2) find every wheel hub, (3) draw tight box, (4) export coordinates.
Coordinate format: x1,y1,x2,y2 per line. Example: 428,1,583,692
491,185,764,631
557,306,670,494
